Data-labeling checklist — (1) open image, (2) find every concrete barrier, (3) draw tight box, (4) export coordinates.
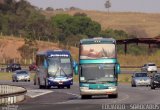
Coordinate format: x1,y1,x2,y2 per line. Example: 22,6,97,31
0,85,27,105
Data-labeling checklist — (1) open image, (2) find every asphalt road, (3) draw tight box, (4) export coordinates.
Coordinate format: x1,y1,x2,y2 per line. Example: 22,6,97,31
1,80,160,110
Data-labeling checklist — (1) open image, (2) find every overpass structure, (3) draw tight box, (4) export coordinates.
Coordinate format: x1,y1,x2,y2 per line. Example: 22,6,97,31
117,36,160,54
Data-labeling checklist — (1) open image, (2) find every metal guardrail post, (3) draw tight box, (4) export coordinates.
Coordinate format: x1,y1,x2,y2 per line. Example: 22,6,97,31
0,85,27,105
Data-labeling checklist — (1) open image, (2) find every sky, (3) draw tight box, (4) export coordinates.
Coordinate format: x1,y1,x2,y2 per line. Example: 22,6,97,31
27,0,160,13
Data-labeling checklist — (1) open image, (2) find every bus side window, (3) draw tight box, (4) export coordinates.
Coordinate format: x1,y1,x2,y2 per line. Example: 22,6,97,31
37,55,45,67
43,59,48,69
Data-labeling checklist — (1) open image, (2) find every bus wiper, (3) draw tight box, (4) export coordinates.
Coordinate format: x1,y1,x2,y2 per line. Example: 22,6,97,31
87,79,98,84
52,67,60,78
60,67,68,77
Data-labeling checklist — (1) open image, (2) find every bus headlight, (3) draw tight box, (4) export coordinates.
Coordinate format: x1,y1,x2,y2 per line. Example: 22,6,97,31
108,86,117,90
80,87,89,90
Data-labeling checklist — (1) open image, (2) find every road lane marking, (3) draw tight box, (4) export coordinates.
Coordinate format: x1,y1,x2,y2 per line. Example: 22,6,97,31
113,93,129,103
26,89,53,98
65,92,80,98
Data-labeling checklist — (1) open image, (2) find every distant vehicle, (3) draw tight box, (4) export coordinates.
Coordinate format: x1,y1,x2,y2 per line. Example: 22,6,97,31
131,72,151,87
29,63,37,71
6,63,21,72
35,50,74,89
150,73,160,89
12,70,30,82
141,63,157,73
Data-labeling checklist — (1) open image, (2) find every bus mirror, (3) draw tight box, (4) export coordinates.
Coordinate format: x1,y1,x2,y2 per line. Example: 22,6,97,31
74,64,78,75
116,63,120,74
72,60,77,69
44,59,48,69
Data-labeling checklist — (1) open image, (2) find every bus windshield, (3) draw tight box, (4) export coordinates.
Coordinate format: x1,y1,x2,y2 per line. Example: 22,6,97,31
48,57,72,77
80,44,115,59
80,64,116,83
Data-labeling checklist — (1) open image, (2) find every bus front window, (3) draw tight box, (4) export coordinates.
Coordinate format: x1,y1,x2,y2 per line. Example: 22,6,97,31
48,57,72,77
80,64,116,83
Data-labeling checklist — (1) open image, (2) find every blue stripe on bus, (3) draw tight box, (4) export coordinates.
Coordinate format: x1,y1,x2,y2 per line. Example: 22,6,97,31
79,59,117,64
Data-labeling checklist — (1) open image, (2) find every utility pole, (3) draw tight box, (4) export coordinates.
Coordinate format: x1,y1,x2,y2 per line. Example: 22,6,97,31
105,0,111,15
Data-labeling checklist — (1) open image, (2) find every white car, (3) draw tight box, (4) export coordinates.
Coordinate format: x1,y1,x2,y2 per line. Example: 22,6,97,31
12,70,30,82
131,72,151,87
141,63,157,73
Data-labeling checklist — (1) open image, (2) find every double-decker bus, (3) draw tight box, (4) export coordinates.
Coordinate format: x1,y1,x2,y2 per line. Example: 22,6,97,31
35,50,74,89
74,37,120,99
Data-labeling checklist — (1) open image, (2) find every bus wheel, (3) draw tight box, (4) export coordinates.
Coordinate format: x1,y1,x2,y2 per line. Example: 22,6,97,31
81,95,91,99
46,86,51,89
67,85,70,89
39,85,44,89
108,94,118,98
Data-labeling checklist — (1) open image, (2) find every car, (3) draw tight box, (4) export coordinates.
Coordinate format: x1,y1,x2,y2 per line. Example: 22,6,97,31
141,63,157,73
29,63,37,71
6,63,21,72
12,70,30,82
150,73,160,89
131,72,151,87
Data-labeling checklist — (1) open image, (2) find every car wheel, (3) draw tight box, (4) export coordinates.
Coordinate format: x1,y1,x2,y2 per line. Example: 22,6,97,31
151,85,155,89
131,83,136,87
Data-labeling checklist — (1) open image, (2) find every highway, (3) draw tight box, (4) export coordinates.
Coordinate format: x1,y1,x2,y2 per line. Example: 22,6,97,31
1,80,160,110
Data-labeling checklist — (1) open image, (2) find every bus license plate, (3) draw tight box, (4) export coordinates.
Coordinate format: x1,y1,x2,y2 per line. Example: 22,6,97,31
59,82,63,84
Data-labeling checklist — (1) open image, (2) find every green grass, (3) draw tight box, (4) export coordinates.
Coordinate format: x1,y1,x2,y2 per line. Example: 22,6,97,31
0,72,12,80
118,74,132,83
0,72,131,84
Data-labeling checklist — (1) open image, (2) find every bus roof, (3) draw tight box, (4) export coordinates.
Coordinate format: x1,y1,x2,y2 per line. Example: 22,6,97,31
36,50,71,56
80,37,116,44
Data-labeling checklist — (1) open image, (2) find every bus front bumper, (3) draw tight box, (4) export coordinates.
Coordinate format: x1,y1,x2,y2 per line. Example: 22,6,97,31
48,78,73,86
80,87,117,95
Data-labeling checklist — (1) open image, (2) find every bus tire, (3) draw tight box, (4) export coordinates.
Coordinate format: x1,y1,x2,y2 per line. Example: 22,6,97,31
81,95,91,99
39,85,44,89
108,94,118,98
67,85,70,89
46,86,51,89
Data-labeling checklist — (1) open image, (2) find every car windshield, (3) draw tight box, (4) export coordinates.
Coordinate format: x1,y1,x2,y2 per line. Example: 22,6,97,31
48,57,72,77
80,64,116,83
135,73,147,77
154,74,160,80
148,64,156,66
17,71,28,75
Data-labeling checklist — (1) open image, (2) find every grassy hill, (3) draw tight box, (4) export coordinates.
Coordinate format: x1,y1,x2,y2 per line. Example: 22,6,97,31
0,36,78,63
43,10,160,37
0,36,160,66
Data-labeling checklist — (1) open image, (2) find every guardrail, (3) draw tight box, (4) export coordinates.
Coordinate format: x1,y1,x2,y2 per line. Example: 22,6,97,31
0,85,27,105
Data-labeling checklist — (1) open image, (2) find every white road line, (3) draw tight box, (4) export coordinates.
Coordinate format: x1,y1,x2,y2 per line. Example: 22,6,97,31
55,92,80,104
65,92,80,98
26,90,53,98
113,93,130,103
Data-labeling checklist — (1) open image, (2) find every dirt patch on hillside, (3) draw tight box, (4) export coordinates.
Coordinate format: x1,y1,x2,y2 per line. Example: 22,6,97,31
0,37,79,60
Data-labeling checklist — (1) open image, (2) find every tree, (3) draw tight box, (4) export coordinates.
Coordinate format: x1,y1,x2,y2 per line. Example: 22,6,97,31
126,26,149,38
105,0,111,14
46,7,54,11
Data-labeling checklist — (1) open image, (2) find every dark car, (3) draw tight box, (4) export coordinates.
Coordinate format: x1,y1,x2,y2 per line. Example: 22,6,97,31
29,63,37,71
151,73,160,89
6,63,21,72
